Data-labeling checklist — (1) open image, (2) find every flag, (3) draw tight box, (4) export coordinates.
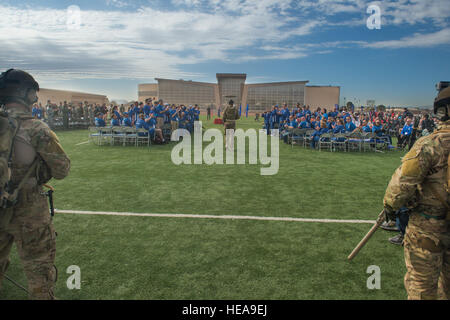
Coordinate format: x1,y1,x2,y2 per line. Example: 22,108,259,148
245,104,249,118
239,104,242,116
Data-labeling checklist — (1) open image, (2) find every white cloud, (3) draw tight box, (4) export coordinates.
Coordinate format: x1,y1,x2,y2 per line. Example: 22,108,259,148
0,2,321,81
365,28,450,48
0,0,449,84
105,0,130,8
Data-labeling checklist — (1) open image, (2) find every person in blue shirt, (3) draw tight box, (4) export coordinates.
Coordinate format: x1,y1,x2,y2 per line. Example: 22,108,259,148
281,115,296,143
194,105,200,121
122,112,132,127
111,105,122,122
342,111,351,121
344,116,356,133
372,119,384,137
143,100,152,117
270,105,280,131
326,117,335,130
32,105,39,118
135,114,148,131
310,116,319,130
310,122,329,149
298,116,311,129
137,113,164,142
131,102,140,125
169,106,179,133
155,100,169,129
95,113,106,127
178,111,187,130
281,104,290,122
262,111,271,134
372,118,393,146
397,118,413,148
361,120,372,133
111,114,120,127
332,119,345,134
32,104,43,119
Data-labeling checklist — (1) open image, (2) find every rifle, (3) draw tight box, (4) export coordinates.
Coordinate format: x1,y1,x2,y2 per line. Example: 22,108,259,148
42,184,55,217
347,210,386,261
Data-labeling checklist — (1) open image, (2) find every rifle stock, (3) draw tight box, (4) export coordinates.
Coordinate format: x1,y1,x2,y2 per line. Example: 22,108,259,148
347,210,386,261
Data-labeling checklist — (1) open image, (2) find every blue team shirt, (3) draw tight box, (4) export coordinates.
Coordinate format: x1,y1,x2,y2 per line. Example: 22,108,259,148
401,124,413,136
95,117,106,127
122,117,132,127
345,122,356,132
333,125,345,134
372,124,383,136
299,121,311,129
143,104,151,116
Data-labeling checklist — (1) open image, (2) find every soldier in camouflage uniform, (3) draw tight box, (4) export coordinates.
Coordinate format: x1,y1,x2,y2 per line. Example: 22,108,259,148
0,69,71,299
222,100,240,150
383,84,450,300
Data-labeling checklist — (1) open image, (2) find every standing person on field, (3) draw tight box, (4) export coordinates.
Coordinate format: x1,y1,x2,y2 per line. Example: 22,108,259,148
222,100,240,151
383,83,450,300
0,69,71,299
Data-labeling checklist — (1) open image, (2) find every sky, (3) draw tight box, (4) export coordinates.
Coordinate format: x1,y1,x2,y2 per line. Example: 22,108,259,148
0,0,449,107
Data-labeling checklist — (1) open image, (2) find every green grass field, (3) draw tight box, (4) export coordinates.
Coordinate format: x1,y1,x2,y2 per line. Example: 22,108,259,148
0,116,409,300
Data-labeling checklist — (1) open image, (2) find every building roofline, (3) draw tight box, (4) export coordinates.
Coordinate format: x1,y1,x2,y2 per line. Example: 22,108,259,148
246,80,309,86
40,87,108,98
306,85,340,88
216,73,247,80
155,78,216,86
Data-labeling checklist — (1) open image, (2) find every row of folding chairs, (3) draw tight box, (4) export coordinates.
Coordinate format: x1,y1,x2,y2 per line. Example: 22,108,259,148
288,128,391,152
89,126,152,147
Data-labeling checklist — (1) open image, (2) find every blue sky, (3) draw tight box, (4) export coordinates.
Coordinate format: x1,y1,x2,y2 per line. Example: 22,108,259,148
0,0,449,107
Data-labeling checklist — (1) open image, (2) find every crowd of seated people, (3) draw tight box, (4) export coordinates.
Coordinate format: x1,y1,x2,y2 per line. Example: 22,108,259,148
262,103,438,150
93,98,201,143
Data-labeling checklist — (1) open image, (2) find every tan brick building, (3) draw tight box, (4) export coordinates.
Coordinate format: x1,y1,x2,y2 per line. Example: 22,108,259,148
37,88,109,106
138,73,340,112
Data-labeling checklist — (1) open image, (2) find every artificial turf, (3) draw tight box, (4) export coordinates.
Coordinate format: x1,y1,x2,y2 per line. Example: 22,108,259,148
0,116,408,300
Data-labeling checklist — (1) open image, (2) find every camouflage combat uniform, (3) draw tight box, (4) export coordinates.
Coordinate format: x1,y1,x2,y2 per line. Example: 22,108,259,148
222,104,240,150
222,104,240,131
0,108,70,299
384,120,450,299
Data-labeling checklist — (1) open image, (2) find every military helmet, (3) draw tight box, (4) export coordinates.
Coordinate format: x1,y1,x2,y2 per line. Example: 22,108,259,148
434,86,450,121
228,99,234,106
0,69,40,107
